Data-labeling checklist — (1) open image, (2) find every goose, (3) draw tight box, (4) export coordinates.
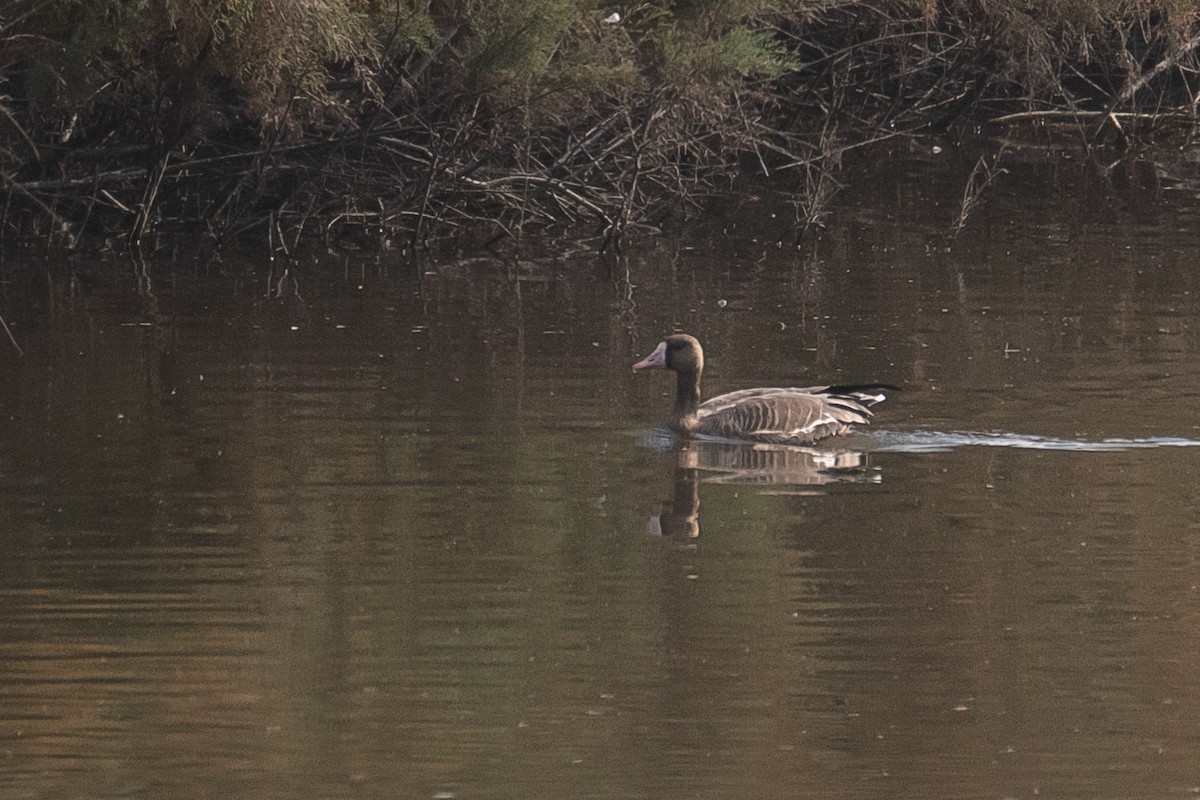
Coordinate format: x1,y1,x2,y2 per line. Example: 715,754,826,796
633,334,891,446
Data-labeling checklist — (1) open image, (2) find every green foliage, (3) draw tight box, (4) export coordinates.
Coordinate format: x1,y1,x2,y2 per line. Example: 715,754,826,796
717,24,795,78
20,0,164,105
459,0,578,79
10,0,1200,137
657,18,796,88
9,0,379,137
6,0,801,134
210,0,377,131
374,7,441,62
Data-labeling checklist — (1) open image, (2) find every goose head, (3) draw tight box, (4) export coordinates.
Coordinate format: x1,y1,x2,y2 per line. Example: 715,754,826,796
632,334,704,375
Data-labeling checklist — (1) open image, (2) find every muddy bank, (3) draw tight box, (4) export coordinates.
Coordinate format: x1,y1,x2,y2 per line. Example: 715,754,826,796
3,1,1200,252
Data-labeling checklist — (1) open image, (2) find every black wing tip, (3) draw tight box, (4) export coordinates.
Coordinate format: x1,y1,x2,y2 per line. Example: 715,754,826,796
823,383,898,409
824,383,902,394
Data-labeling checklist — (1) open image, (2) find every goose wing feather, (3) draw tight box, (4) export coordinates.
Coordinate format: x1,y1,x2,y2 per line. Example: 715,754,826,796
700,385,888,412
696,388,876,446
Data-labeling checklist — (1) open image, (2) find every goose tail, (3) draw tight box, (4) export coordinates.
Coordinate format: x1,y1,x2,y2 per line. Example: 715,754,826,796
819,383,899,408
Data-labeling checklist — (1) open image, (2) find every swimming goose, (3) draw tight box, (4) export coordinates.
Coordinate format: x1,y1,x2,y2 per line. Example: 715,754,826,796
633,334,891,446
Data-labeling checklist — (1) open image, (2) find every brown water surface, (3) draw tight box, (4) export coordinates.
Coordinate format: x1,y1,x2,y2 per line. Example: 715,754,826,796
3,146,1200,799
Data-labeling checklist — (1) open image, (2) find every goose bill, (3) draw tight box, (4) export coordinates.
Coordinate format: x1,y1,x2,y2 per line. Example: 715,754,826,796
632,341,668,371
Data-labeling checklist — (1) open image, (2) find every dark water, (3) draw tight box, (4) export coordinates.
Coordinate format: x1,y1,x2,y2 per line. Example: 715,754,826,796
4,145,1200,799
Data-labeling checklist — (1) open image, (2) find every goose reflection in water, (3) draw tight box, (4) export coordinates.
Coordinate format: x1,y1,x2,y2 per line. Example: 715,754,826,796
647,437,881,539
649,466,703,538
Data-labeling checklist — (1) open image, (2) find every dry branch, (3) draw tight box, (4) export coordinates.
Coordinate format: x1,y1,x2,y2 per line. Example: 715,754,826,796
0,313,22,356
4,1,1200,249
1114,31,1200,107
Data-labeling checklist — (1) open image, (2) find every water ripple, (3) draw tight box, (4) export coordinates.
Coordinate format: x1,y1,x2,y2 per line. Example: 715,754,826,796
870,429,1200,453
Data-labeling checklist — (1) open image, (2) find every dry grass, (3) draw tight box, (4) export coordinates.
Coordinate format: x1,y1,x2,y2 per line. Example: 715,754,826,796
3,0,1200,250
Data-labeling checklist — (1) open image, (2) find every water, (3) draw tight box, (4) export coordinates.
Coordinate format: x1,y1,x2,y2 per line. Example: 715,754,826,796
4,143,1200,798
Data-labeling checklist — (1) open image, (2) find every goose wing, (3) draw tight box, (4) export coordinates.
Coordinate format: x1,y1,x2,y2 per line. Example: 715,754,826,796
701,384,890,411
696,387,879,446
